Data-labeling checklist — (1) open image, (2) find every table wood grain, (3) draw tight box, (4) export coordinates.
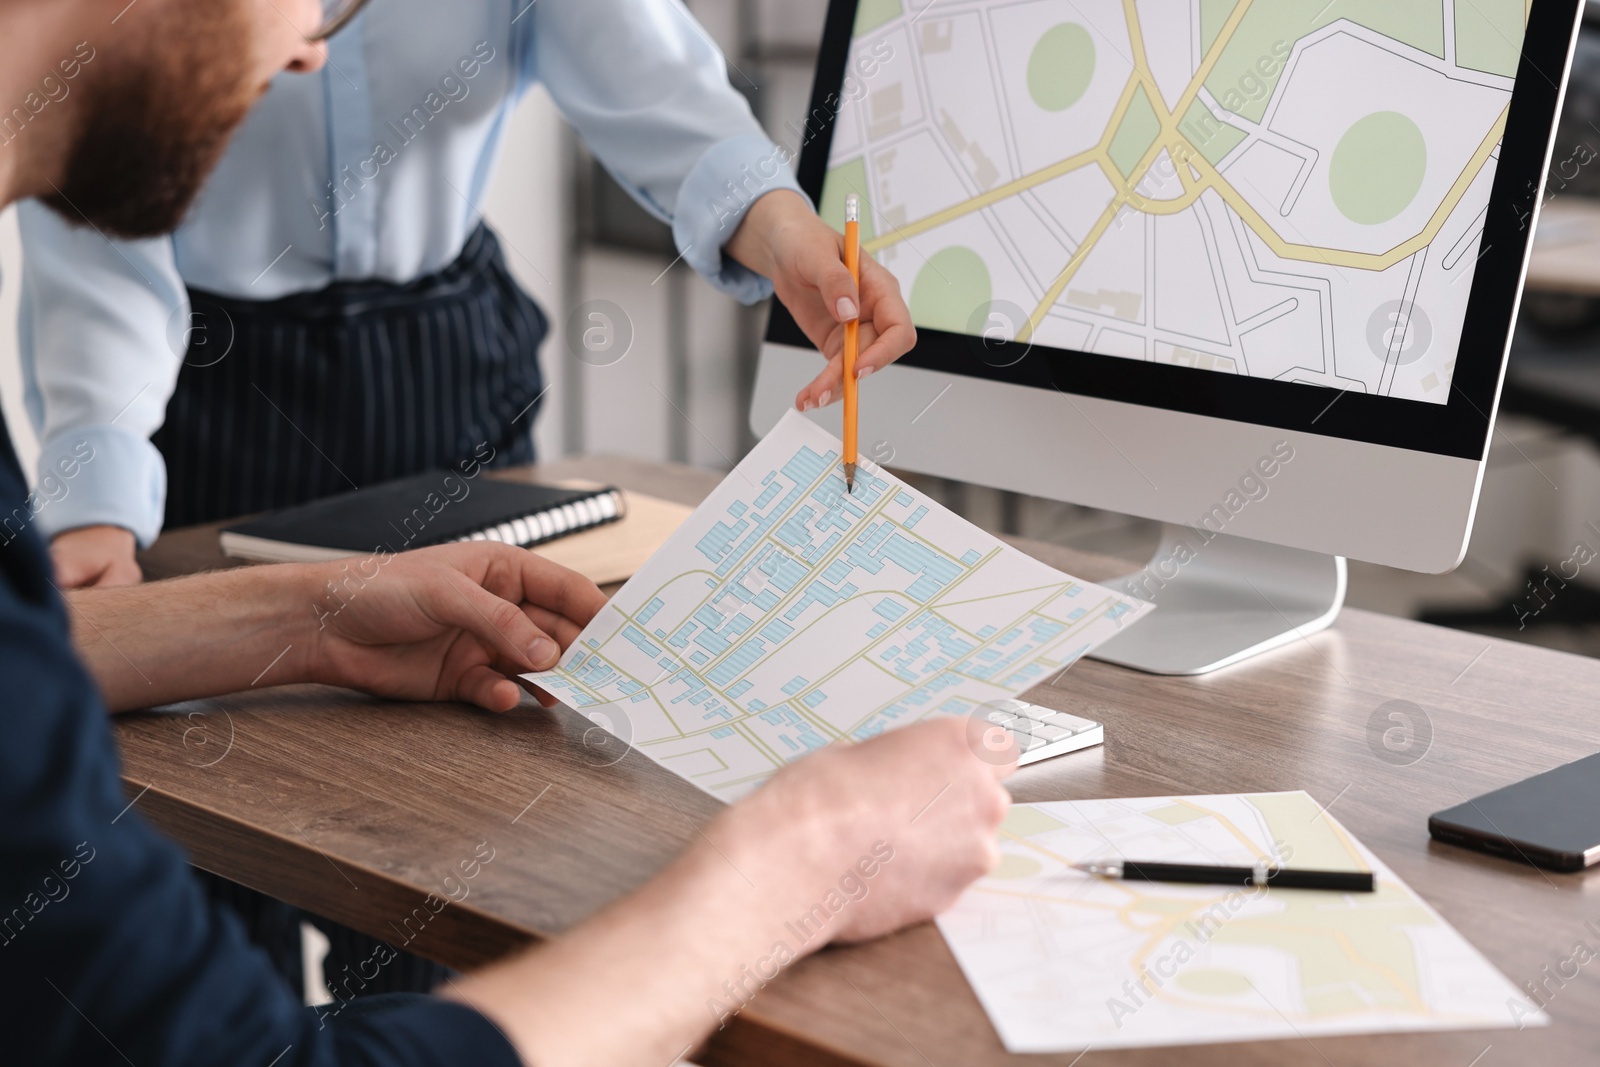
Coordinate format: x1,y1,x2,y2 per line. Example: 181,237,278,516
123,457,1600,1065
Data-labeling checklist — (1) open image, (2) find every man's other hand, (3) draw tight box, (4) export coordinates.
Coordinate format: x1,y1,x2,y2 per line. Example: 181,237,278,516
306,542,608,713
715,715,1017,946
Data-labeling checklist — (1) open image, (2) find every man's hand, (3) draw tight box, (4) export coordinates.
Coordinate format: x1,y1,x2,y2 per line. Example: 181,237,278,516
448,716,1015,1067
725,190,916,411
717,715,1016,944
68,541,607,713
307,543,608,713
51,525,143,589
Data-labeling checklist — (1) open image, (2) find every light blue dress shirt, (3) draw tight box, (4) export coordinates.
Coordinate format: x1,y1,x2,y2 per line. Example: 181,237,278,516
17,0,803,547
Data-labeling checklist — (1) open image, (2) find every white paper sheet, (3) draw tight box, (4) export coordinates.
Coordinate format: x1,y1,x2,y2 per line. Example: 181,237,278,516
937,792,1548,1052
524,409,1151,800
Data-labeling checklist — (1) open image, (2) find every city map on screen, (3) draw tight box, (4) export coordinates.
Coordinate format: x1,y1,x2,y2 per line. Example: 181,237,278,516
820,1,1530,405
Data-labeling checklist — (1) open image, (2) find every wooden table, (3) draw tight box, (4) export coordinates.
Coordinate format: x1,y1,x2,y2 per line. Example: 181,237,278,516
123,457,1600,1065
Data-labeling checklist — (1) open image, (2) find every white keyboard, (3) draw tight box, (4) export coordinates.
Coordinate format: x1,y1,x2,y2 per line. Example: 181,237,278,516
979,699,1105,766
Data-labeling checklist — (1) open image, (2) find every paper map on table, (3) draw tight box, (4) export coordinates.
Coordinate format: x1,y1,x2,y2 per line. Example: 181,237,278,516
524,409,1150,801
936,792,1545,1052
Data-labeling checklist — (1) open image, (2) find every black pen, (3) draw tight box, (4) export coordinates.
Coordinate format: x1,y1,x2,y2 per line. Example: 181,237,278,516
1071,860,1375,893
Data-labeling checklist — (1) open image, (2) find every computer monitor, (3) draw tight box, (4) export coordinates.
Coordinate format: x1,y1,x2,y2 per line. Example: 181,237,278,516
751,0,1584,674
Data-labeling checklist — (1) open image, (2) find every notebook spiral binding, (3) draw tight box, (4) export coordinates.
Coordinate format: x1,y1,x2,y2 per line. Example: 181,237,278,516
452,487,626,549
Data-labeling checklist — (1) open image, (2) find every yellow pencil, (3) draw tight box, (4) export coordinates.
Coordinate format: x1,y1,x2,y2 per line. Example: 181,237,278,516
843,193,860,494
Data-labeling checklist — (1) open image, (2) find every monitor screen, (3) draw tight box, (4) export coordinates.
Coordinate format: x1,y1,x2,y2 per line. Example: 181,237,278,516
769,0,1578,460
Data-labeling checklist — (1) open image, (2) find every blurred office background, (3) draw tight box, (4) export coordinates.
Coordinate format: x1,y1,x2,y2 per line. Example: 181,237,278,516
6,0,1600,656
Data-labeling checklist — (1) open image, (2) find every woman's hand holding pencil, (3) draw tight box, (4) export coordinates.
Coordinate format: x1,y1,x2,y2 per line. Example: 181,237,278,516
721,189,917,414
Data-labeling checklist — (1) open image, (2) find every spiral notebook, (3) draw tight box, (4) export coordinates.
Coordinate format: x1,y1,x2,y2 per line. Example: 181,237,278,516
219,471,625,563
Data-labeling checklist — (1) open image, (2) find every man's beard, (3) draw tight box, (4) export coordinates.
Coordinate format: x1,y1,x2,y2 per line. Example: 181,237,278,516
41,4,262,239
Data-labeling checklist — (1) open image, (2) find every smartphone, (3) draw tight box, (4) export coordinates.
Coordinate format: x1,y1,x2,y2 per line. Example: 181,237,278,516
1429,752,1600,872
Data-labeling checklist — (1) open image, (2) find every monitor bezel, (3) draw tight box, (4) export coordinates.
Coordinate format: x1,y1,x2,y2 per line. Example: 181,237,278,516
764,0,1584,461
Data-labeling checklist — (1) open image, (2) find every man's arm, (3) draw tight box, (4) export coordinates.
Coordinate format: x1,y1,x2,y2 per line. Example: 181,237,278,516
42,540,1013,1067
29,520,1014,1067
17,199,188,586
20,558,1007,1067
447,716,1013,1067
5,532,526,1067
66,543,607,712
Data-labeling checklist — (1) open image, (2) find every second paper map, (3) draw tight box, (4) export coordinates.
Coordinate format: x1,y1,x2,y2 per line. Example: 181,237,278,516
526,409,1151,801
937,793,1544,1051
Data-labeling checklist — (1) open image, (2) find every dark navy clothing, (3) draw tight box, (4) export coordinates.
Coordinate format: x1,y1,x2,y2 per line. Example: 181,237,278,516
0,421,520,1065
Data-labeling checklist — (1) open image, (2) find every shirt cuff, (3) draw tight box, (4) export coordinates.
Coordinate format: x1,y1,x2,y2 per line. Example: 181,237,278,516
674,132,812,306
33,426,167,548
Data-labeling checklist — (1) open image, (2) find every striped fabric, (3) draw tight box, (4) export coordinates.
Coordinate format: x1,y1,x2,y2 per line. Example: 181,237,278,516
154,223,546,528
171,224,548,999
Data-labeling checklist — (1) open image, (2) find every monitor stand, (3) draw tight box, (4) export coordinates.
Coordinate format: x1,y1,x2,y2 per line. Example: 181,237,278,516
1090,526,1347,676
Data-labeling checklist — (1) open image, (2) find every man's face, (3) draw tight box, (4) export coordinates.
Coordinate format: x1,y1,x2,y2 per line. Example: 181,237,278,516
41,0,326,239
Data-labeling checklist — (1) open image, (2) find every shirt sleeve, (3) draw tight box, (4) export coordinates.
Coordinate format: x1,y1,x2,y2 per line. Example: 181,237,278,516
525,0,810,304
0,466,522,1067
16,200,182,547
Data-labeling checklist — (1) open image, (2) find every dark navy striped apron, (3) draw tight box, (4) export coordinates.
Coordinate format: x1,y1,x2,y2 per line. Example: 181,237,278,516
156,222,546,527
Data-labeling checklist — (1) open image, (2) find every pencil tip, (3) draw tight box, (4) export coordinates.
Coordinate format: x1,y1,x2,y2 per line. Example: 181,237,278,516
844,461,857,494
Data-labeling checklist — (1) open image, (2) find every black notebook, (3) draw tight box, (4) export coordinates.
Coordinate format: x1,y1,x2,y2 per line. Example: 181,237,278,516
219,472,625,563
